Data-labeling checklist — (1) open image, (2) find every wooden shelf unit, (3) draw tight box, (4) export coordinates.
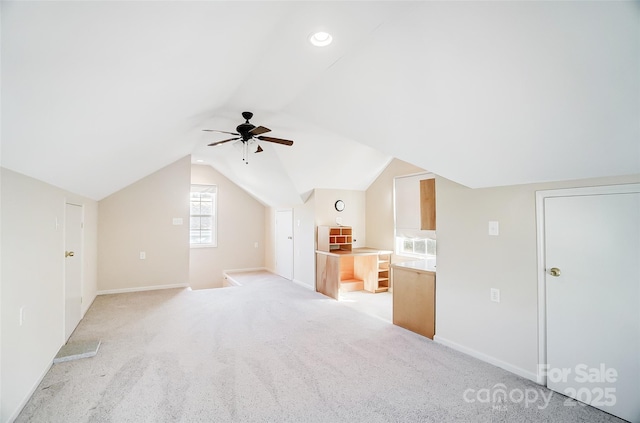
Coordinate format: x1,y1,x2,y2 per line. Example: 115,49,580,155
318,226,353,252
376,251,391,293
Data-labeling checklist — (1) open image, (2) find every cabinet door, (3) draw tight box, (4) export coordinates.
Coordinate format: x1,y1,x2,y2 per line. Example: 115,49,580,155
420,178,436,230
392,268,435,339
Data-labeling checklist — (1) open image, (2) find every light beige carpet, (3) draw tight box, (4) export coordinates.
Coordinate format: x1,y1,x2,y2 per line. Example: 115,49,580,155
17,271,623,422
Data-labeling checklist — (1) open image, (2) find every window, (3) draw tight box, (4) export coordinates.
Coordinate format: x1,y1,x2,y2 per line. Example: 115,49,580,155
393,173,436,260
190,184,217,247
396,236,436,259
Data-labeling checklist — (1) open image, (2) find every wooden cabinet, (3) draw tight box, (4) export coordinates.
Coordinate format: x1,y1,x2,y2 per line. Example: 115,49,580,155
420,178,436,230
316,247,393,299
392,264,435,339
355,250,392,293
318,226,352,252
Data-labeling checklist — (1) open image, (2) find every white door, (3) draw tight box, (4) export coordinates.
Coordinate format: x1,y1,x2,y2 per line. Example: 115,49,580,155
545,192,640,422
275,209,293,280
64,203,83,341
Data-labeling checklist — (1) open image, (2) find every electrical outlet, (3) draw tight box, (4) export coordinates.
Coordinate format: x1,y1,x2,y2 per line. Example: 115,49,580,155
139,251,146,260
172,218,183,225
490,288,500,303
488,221,499,236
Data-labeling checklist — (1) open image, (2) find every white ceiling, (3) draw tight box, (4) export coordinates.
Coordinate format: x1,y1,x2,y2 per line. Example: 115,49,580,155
2,1,638,205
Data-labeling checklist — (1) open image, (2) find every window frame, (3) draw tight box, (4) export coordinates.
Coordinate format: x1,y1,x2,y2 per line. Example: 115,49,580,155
190,184,217,248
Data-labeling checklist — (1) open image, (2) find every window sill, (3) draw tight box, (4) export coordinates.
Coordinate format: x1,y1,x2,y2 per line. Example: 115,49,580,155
190,244,217,249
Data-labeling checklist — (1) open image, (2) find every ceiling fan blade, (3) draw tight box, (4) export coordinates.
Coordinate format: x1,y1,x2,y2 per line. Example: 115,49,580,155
249,126,271,136
257,136,293,146
207,137,241,146
202,129,240,136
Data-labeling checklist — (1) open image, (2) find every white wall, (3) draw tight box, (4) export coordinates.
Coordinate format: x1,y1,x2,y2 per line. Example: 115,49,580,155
293,195,316,288
189,164,265,289
266,189,365,290
98,157,190,293
434,173,640,381
1,168,98,423
314,189,366,248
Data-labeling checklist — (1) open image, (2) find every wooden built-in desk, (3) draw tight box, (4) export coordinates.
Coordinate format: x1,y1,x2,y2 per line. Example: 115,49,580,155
316,248,392,300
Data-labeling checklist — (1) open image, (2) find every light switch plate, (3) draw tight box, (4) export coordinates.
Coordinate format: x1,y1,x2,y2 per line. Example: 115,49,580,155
172,218,183,225
488,221,499,236
490,288,500,303
139,251,146,260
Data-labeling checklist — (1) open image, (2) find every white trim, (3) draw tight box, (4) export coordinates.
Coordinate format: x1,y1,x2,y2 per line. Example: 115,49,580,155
97,283,189,295
434,335,538,383
292,279,314,290
222,267,268,287
393,171,434,181
81,293,97,319
275,208,294,280
534,183,640,386
190,184,218,248
223,277,241,287
222,266,267,274
8,359,54,422
63,201,85,344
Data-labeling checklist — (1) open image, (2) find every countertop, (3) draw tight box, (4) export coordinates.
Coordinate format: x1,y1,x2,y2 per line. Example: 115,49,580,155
315,247,393,257
391,260,436,274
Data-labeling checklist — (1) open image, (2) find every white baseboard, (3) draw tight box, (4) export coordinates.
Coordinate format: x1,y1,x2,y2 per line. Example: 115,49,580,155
222,267,268,287
433,335,538,383
97,283,189,295
222,266,267,275
8,357,54,422
292,279,314,290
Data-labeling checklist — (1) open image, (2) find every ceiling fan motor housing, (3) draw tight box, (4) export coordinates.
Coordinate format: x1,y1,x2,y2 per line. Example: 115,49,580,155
237,111,256,140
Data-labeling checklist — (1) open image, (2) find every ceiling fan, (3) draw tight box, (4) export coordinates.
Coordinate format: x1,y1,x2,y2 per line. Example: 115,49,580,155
203,111,293,164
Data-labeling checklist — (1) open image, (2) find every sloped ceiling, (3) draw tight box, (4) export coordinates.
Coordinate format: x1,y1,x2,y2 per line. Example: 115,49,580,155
2,1,638,205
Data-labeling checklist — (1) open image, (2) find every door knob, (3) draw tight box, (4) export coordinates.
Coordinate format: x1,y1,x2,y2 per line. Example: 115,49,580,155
65,251,75,258
549,267,561,277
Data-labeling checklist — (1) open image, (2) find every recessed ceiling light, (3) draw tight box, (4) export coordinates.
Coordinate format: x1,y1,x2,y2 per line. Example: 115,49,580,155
196,159,204,163
309,31,332,47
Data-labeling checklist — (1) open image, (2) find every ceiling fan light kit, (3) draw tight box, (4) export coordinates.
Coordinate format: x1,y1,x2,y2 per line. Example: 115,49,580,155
203,112,293,164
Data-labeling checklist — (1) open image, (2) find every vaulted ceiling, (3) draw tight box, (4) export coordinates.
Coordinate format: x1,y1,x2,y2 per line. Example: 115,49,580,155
2,1,638,206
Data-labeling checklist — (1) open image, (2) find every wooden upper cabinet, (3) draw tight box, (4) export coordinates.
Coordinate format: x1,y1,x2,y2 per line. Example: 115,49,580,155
420,178,436,230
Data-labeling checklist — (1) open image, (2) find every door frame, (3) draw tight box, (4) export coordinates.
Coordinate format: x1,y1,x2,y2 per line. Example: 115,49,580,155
275,208,294,280
64,200,84,342
535,183,640,385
